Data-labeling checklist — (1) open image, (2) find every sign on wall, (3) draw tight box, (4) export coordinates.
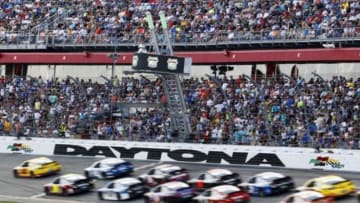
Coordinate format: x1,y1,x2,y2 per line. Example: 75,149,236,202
132,53,191,75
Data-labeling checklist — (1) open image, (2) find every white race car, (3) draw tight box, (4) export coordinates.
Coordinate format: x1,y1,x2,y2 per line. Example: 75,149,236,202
239,172,295,196
188,168,241,191
97,177,149,201
84,158,133,179
138,164,189,186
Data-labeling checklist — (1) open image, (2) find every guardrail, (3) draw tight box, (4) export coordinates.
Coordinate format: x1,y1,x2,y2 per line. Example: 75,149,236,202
0,27,359,49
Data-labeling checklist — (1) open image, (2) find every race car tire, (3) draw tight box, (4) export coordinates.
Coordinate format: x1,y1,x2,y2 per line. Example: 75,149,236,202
30,171,35,178
87,182,95,192
116,193,122,200
13,170,19,178
101,171,107,179
258,189,265,197
98,192,104,200
44,187,50,195
62,188,70,196
159,199,169,203
84,171,90,179
144,197,151,203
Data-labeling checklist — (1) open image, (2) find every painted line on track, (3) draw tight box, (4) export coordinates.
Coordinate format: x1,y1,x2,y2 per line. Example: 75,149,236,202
0,194,91,203
30,193,45,199
134,162,162,171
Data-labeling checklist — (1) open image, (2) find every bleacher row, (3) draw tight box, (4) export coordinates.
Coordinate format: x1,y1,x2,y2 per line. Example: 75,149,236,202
0,0,359,45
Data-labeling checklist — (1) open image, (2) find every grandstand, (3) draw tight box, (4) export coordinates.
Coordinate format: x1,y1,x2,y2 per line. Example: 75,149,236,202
0,0,358,51
0,0,359,150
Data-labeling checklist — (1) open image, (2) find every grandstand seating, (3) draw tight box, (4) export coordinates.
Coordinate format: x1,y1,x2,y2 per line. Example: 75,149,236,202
0,74,359,150
0,0,359,47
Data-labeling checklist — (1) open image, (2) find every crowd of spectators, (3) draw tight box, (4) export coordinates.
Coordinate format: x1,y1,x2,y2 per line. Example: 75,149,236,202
0,72,359,150
0,0,359,45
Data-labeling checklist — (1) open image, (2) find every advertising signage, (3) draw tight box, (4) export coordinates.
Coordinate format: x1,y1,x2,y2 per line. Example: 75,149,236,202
132,53,191,75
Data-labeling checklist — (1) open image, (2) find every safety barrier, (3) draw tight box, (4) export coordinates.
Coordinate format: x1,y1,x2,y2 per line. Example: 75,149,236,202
1,136,360,172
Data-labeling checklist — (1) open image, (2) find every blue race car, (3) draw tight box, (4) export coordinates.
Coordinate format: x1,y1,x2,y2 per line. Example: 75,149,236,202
239,172,295,197
84,158,133,179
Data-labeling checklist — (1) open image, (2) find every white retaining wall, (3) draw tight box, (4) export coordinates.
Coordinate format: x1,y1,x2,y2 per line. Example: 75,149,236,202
1,136,359,172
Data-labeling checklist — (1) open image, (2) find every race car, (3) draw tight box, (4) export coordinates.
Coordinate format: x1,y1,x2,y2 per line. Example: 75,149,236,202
84,158,133,179
144,181,196,203
138,164,189,186
279,191,335,203
44,173,95,196
239,172,295,197
13,157,61,178
97,177,149,200
193,185,251,203
296,175,357,198
188,168,241,191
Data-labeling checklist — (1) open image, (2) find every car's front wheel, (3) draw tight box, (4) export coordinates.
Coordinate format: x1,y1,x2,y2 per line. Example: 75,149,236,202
101,171,107,179
13,170,19,178
116,192,122,200
30,171,35,178
98,192,104,200
159,199,168,203
258,189,265,197
84,171,90,178
44,187,50,195
144,196,151,203
62,188,70,196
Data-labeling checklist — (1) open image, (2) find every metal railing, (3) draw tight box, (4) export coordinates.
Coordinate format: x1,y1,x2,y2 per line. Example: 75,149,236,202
0,27,359,49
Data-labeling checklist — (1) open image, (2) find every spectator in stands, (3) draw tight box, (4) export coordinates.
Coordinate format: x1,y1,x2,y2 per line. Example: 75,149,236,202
1,71,359,150
4,118,11,136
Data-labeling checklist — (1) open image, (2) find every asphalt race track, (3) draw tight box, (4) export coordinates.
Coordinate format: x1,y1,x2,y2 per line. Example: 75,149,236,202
0,154,359,203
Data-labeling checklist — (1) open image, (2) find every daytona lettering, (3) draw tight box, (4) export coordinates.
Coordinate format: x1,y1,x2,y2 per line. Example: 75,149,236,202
53,144,285,167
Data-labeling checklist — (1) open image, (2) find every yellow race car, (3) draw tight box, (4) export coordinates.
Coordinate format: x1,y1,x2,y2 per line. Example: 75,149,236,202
13,157,61,178
296,175,357,198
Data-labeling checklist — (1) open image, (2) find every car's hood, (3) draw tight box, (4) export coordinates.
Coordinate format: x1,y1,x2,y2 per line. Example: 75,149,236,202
85,167,110,171
187,178,199,183
14,166,38,170
98,187,124,192
296,186,308,191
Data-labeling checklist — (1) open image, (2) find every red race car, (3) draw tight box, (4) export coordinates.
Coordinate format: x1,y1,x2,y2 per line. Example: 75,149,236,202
193,185,250,203
44,173,94,196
